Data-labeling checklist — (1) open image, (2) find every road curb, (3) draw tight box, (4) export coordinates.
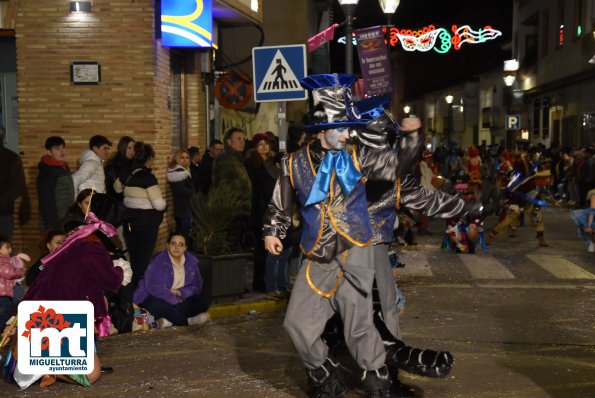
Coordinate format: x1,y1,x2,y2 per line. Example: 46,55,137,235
208,298,287,319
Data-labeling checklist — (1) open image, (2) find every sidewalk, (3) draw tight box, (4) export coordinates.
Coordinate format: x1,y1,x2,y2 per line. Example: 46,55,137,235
206,258,288,320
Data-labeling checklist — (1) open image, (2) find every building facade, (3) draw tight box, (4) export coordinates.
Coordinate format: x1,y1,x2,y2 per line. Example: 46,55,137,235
0,0,263,253
404,0,595,151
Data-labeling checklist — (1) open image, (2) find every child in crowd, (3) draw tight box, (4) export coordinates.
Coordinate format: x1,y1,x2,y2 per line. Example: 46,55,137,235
0,236,28,327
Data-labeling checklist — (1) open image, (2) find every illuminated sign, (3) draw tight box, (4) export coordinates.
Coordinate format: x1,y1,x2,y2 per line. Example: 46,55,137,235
339,24,502,54
161,0,213,48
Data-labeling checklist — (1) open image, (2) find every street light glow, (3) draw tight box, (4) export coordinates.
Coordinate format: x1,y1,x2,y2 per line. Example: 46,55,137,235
503,59,519,72
338,0,359,4
503,74,516,86
445,95,454,104
378,0,400,14
403,105,411,114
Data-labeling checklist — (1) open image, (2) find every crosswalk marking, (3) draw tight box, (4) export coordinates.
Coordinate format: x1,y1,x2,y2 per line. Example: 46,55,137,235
394,251,434,276
527,255,595,279
457,254,516,279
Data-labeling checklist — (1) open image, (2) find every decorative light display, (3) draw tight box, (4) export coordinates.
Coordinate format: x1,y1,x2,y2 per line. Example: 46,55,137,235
389,24,502,53
338,24,502,54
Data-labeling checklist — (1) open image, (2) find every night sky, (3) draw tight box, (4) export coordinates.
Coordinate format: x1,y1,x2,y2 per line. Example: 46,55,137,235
329,0,513,98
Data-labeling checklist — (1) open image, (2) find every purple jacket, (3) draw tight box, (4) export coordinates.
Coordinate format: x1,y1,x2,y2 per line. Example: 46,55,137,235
133,250,203,306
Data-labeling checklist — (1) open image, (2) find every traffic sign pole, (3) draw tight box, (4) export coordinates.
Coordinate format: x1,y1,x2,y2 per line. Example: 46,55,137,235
278,102,287,152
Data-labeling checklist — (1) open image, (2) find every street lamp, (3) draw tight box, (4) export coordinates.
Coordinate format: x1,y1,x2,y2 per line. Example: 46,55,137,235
403,105,411,115
503,59,519,87
378,0,400,25
338,0,360,74
445,94,454,145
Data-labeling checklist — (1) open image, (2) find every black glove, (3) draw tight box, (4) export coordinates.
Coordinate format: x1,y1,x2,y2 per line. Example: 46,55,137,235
350,114,393,149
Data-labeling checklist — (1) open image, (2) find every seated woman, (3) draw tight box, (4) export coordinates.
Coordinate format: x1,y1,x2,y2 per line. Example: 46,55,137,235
134,233,209,328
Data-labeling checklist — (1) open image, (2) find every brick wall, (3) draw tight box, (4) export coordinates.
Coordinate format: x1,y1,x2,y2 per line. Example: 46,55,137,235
186,52,207,149
13,0,207,255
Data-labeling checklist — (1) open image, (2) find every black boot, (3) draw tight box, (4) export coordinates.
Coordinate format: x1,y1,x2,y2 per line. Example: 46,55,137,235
388,366,416,397
306,357,348,398
386,340,454,378
361,365,392,398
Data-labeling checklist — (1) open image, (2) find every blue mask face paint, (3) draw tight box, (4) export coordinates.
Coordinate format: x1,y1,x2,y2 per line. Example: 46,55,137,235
323,128,349,150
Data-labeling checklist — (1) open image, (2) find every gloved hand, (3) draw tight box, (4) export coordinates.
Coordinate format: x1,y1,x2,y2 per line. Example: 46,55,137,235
113,258,133,286
350,116,390,149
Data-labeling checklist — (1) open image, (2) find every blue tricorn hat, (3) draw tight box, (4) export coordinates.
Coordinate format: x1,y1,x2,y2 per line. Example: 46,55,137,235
354,95,391,122
300,73,368,132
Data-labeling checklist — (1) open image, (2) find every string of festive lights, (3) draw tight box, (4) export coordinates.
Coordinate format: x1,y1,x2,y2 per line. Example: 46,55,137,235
338,24,502,53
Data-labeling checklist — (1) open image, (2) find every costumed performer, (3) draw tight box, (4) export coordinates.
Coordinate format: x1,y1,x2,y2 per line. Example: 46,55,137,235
263,73,422,397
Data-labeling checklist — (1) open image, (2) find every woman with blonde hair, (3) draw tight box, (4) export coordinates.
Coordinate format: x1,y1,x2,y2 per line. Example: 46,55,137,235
167,148,195,237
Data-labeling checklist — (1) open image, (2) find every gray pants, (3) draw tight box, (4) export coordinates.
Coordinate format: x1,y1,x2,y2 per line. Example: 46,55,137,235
371,244,401,340
283,245,386,371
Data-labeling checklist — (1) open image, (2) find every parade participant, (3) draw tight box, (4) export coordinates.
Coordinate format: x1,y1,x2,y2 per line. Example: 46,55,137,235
349,111,483,395
486,151,553,247
2,191,132,389
441,183,487,254
263,74,424,397
466,145,482,198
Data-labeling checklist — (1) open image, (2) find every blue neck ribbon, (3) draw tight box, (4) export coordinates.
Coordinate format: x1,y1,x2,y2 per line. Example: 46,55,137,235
305,150,362,206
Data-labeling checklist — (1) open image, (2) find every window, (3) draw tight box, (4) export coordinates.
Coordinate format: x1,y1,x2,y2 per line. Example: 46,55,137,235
426,117,434,132
482,107,491,129
525,34,538,65
533,99,541,137
541,97,550,139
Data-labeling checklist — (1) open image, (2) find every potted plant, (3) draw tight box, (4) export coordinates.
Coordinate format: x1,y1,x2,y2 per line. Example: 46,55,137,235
190,184,251,303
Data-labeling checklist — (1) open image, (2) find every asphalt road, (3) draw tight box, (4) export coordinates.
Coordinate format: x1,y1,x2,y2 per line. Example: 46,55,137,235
1,207,593,397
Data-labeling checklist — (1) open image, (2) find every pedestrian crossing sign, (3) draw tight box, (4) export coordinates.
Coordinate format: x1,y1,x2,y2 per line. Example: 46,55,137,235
252,44,307,102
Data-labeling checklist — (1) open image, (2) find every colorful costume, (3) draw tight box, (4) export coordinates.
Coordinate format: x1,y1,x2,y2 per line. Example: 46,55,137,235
264,74,421,396
487,156,552,247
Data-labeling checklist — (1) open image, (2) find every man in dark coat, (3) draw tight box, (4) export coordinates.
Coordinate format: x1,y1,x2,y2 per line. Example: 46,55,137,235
188,146,202,192
37,136,75,230
0,126,26,239
196,139,223,195
212,129,252,253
